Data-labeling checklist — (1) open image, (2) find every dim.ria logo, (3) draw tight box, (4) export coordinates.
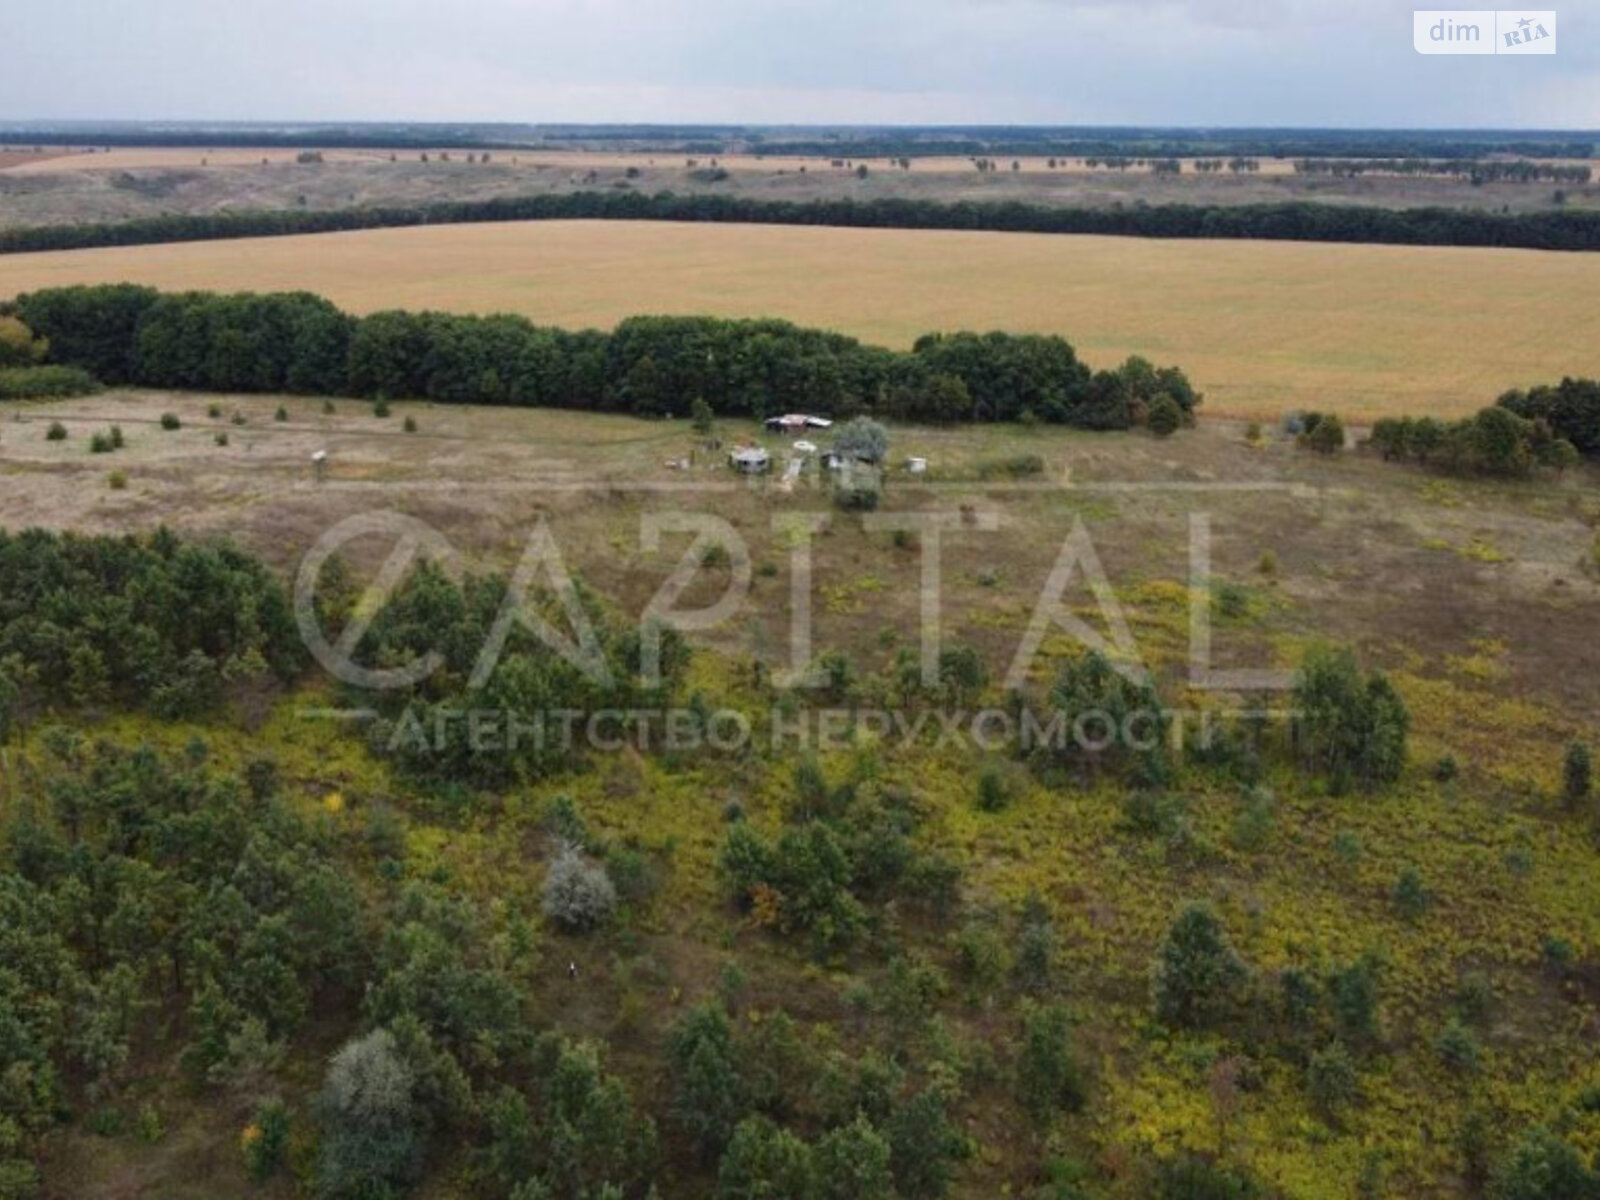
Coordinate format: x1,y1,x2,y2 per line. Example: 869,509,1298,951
1413,10,1556,53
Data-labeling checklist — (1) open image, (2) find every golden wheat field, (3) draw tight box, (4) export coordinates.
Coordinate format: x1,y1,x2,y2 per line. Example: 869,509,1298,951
3,219,1598,419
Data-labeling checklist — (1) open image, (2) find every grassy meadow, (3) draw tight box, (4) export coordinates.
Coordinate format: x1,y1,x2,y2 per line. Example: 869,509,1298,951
2,221,1599,421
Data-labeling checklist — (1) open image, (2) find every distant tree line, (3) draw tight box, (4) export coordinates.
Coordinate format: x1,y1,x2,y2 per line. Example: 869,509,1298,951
5,191,1600,254
6,122,1593,160
742,132,1596,162
1294,158,1593,185
9,285,1201,428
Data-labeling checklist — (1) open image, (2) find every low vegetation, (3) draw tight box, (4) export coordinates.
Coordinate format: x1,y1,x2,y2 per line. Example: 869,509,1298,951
0,377,1598,1199
0,493,1595,1199
0,364,100,399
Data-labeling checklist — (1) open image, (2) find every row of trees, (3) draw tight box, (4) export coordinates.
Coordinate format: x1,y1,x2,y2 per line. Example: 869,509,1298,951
744,133,1595,161
1294,158,1594,185
1368,406,1580,477
4,189,1600,253
12,124,1590,160
10,286,1200,428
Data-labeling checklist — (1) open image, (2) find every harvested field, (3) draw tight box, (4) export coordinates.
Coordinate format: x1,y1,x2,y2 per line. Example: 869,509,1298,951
2,220,1598,419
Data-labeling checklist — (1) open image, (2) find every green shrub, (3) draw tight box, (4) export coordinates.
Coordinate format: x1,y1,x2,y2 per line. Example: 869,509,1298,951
322,399,336,415
45,421,68,441
976,763,1011,813
89,431,114,454
403,415,418,433
1301,412,1346,454
1541,934,1575,974
1307,1040,1358,1117
836,486,881,512
215,431,229,446
1563,741,1591,807
1456,970,1493,1023
1147,392,1183,437
108,471,127,490
1293,644,1408,791
1152,1153,1263,1200
1015,1003,1086,1122
207,403,223,418
136,1104,165,1144
86,1107,125,1138
953,922,1008,996
833,416,889,464
109,425,124,449
1328,955,1383,1044
243,1098,290,1182
976,453,1045,479
274,405,288,422
160,412,181,430
1488,1126,1599,1200
0,365,101,399
1014,897,1056,994
690,395,715,433
718,1116,815,1199
1394,867,1429,919
1437,1017,1482,1074
1229,787,1276,852
374,397,391,418
1507,842,1538,879
1216,581,1249,619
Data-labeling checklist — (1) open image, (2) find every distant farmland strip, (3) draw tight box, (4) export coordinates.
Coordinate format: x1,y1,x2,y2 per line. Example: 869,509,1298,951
3,191,1600,254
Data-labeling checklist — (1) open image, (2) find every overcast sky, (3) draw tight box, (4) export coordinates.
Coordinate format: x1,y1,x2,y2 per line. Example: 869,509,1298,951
1,0,1595,129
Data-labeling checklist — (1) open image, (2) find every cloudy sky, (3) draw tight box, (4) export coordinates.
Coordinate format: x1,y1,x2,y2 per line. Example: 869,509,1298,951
1,0,1595,128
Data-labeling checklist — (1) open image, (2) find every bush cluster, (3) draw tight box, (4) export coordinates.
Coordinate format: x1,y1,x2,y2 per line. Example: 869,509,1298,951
1369,406,1577,477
